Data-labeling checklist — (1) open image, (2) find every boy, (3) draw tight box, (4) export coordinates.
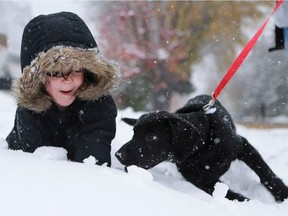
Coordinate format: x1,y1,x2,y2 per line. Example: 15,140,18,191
6,11,120,166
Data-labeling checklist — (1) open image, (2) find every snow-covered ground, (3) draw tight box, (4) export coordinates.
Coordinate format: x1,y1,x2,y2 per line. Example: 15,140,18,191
0,90,288,216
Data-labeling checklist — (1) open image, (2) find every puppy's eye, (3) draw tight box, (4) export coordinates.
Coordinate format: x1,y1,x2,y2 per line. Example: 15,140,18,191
145,133,158,142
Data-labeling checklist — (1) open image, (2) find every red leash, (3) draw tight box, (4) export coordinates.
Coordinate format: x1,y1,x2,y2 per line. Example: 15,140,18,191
204,0,284,111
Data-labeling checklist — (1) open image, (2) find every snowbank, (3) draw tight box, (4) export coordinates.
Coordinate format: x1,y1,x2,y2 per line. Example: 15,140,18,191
0,91,288,216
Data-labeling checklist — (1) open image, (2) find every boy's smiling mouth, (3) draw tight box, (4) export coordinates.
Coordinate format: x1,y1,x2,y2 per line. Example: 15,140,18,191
60,90,74,95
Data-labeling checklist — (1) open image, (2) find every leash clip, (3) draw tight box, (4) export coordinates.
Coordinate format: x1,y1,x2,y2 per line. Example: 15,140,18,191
203,98,215,112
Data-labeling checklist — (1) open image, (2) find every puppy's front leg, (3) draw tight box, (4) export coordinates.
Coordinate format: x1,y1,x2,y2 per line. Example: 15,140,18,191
239,137,288,202
226,189,248,201
198,181,247,201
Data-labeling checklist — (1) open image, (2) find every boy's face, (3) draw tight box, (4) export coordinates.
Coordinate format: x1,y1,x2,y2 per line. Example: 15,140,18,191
44,71,84,109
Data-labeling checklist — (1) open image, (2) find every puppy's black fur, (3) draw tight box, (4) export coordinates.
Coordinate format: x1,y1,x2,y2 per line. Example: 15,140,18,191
115,95,288,202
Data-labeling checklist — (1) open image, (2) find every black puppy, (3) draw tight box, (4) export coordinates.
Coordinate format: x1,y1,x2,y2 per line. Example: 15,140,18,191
115,95,288,202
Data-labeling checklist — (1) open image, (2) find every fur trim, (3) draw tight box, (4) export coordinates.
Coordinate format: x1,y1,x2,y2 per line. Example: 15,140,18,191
13,46,120,112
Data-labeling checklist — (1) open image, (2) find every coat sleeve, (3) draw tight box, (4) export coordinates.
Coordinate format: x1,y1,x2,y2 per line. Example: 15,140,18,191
72,95,117,166
6,107,53,152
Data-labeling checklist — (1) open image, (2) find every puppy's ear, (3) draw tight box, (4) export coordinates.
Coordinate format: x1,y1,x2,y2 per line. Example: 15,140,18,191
168,114,205,163
122,118,138,126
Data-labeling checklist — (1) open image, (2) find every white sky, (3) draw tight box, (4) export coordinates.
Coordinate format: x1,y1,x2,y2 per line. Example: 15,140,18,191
29,0,84,17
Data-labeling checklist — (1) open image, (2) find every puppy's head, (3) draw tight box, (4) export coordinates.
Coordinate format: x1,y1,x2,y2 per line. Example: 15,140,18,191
115,111,205,169
115,111,173,169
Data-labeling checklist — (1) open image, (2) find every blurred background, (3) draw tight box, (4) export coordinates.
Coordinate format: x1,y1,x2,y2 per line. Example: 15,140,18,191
1,0,287,126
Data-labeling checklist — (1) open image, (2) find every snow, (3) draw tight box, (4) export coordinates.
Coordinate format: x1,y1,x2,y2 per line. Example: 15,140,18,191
274,1,288,28
0,90,288,216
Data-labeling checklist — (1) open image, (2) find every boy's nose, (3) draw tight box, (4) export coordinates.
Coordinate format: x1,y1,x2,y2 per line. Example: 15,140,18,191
63,72,72,80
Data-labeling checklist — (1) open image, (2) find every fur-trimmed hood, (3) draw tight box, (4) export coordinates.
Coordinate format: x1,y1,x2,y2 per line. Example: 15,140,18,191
13,46,120,113
14,11,120,113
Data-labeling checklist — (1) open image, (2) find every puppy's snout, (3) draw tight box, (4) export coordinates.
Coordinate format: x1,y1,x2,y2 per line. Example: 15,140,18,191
115,149,128,162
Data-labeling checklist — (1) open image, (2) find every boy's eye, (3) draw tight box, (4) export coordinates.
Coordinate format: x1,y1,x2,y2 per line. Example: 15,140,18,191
73,70,82,73
46,70,82,78
71,70,83,75
47,72,62,77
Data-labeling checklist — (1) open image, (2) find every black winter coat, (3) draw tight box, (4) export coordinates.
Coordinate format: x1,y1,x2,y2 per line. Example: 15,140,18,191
6,95,117,166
